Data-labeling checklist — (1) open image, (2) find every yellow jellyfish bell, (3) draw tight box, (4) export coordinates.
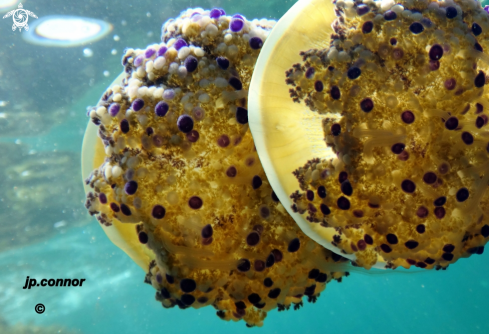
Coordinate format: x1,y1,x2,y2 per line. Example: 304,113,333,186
82,7,351,327
250,0,489,270
82,72,154,271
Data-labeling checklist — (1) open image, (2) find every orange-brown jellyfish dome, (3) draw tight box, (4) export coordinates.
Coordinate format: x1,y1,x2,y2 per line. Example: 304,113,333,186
82,8,350,327
249,0,489,270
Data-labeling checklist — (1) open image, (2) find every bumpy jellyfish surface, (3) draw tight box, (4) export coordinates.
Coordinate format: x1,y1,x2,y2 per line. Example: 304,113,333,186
249,0,489,270
82,8,349,327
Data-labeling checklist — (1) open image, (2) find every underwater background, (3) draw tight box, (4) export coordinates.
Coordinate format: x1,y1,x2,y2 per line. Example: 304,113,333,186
0,0,488,333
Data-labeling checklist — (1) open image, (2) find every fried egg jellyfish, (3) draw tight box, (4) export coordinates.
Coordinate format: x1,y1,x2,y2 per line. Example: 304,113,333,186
249,0,489,270
81,7,363,327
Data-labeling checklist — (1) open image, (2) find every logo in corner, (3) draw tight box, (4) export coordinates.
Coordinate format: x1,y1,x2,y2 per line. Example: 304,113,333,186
3,3,38,32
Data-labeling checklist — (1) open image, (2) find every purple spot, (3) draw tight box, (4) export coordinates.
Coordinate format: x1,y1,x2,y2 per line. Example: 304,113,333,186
246,232,260,246
386,234,398,245
109,103,120,117
188,196,203,209
434,207,445,219
416,206,428,218
177,115,194,133
320,204,331,215
99,193,107,204
152,205,166,219
317,186,326,198
152,135,165,147
180,278,196,293
433,196,446,207
362,21,373,34
446,6,457,19
330,86,340,100
360,98,374,112
429,60,440,71
236,107,248,124
475,71,486,88
287,238,300,252
384,10,397,21
249,37,263,50
184,56,198,72
305,67,315,79
391,143,405,154
226,166,237,177
201,224,213,238
132,98,144,111
254,259,265,272
347,67,361,80
416,224,426,233
401,179,416,193
217,134,230,147
445,117,459,130
260,206,270,219
252,175,262,189
272,249,283,262
337,196,350,210
462,132,474,145
456,187,469,202
314,80,324,92
357,240,367,251
237,259,251,272
401,110,415,124
331,123,341,136
174,39,188,51
380,244,392,253
157,46,168,56
210,8,222,19
364,234,373,245
186,130,199,143
155,101,169,117
138,231,148,244
409,22,424,34
134,55,144,67
120,203,131,216
340,180,353,196
145,48,155,58
423,172,437,184
110,203,120,212
472,23,482,36
356,4,370,16
230,18,244,32
444,78,456,90
429,44,443,61
229,77,242,90
216,56,230,70
124,181,138,195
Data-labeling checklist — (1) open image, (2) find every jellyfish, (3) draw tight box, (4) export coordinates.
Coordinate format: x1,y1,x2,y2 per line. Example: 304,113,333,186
23,15,112,47
249,0,489,270
82,8,351,327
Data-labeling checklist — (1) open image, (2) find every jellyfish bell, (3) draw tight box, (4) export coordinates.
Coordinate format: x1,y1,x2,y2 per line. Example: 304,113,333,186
249,0,489,270
82,8,352,327
82,72,153,272
23,15,112,47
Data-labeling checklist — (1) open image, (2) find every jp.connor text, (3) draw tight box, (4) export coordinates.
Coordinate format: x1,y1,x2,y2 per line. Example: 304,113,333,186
22,276,86,289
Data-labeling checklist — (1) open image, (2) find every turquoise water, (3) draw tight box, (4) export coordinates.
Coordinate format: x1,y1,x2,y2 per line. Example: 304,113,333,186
1,0,489,333
2,224,489,333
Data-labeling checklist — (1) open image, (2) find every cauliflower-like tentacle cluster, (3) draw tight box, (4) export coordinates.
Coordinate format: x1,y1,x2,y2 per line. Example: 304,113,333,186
287,0,489,270
84,8,348,327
